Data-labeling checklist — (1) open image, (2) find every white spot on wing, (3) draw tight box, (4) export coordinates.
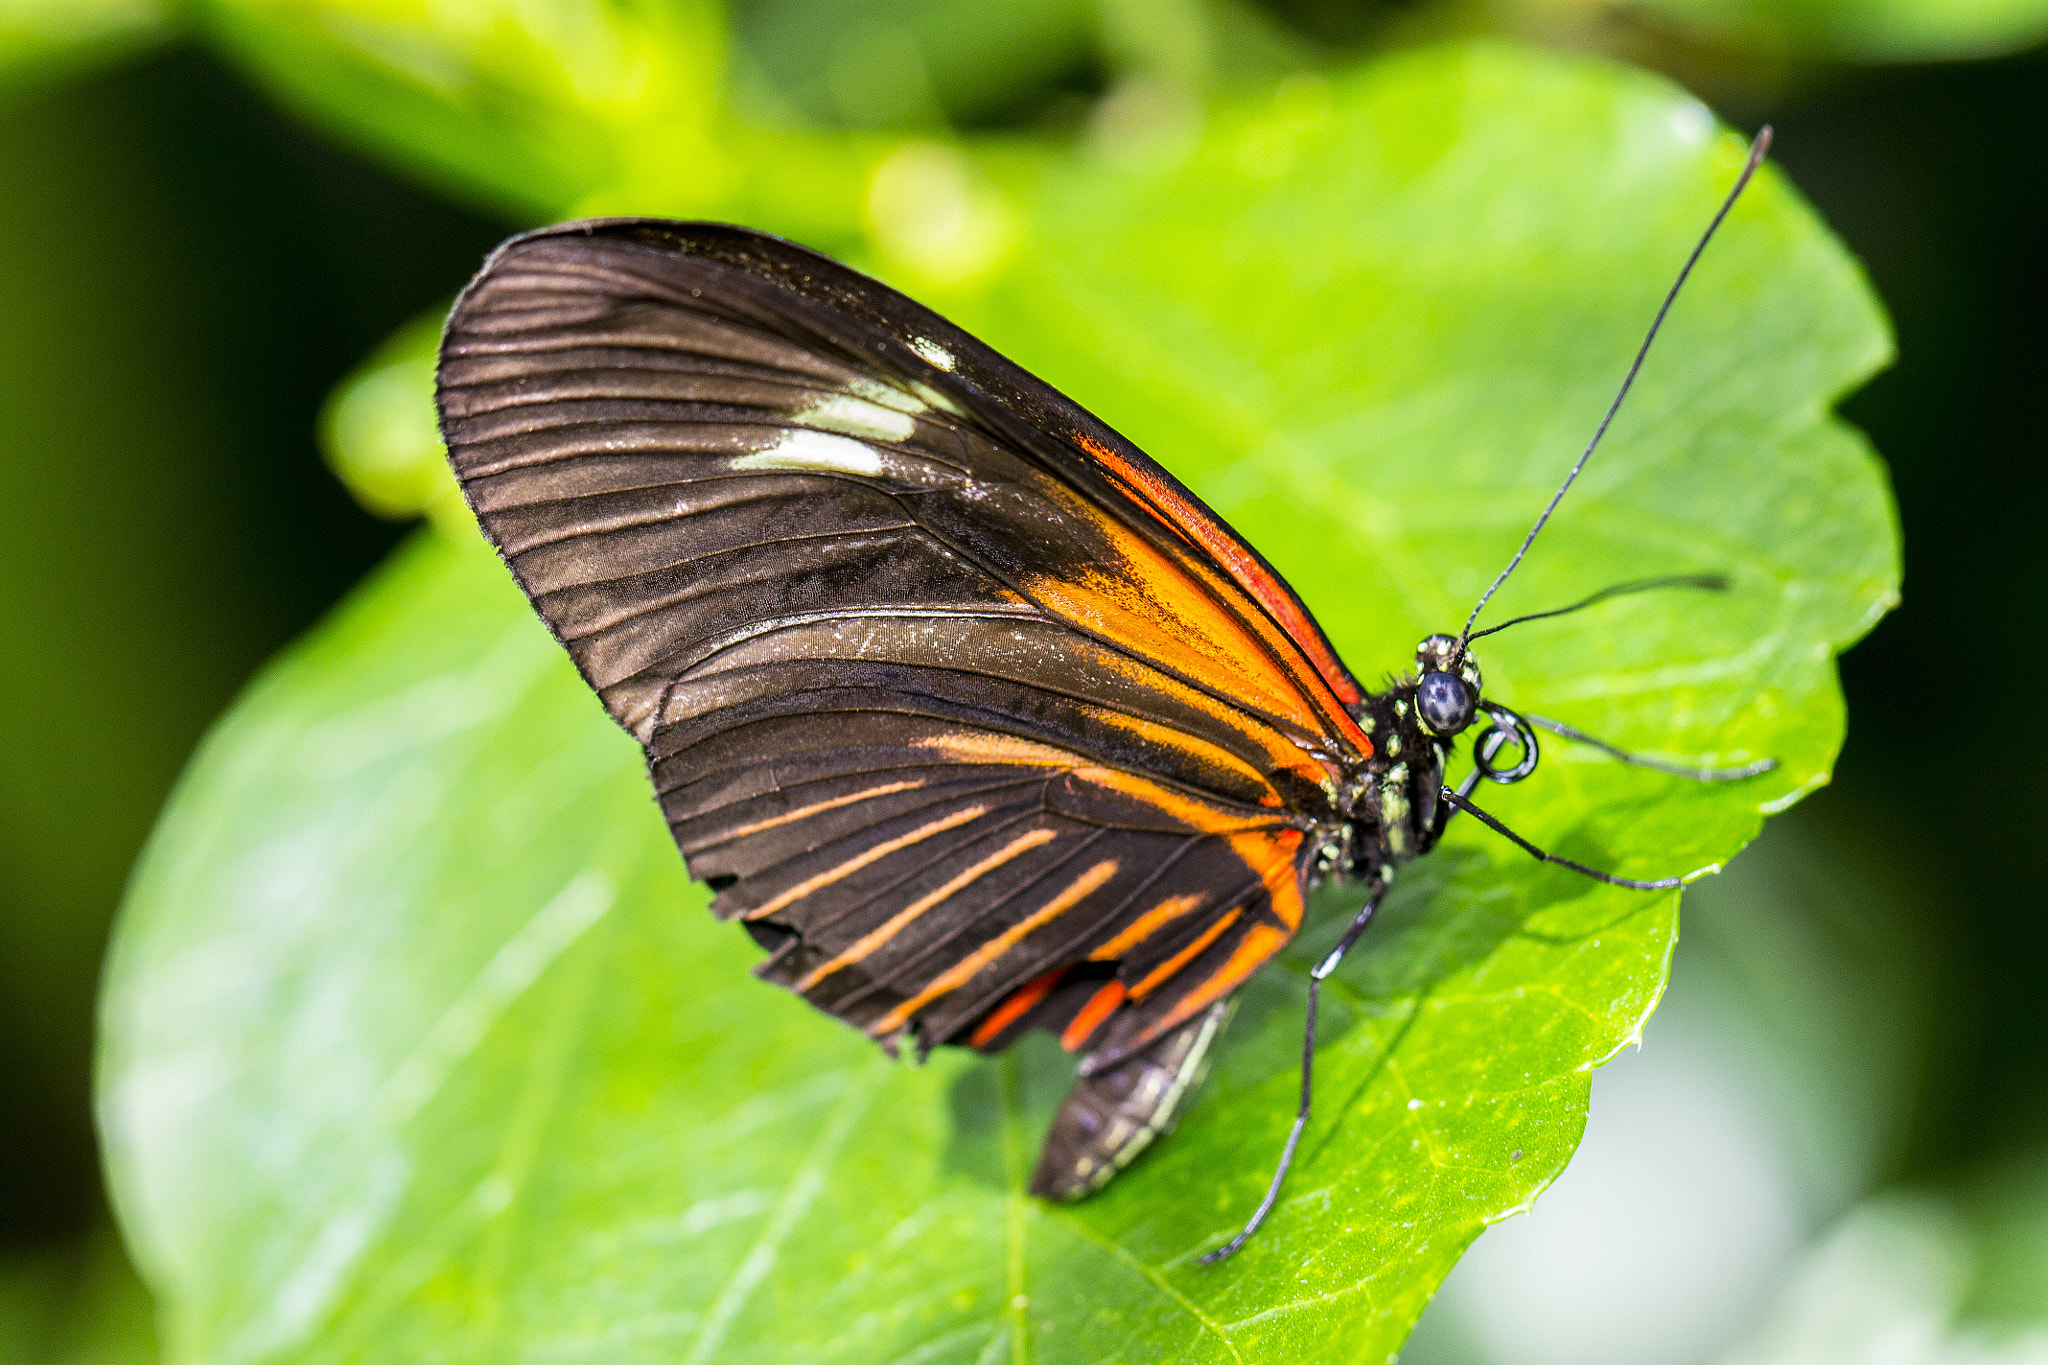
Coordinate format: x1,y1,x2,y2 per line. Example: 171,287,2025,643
732,430,886,478
909,336,955,371
795,392,916,442
845,376,925,415
909,381,961,416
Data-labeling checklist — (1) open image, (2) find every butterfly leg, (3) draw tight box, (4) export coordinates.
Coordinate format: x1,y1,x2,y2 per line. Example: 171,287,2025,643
1030,998,1235,1201
1437,787,1685,890
1201,877,1389,1264
1524,713,1776,782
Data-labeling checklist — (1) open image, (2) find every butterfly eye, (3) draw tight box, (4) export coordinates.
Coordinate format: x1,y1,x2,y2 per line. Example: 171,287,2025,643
1416,671,1475,735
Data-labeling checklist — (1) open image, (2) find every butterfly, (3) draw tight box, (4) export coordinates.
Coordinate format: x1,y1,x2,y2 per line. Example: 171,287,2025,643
434,127,1774,1261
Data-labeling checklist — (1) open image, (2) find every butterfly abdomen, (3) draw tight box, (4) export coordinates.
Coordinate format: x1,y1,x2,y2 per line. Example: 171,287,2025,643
1029,1000,1234,1201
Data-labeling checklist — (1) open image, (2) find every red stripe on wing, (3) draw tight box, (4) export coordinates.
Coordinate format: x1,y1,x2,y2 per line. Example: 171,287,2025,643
1061,980,1128,1051
970,966,1070,1048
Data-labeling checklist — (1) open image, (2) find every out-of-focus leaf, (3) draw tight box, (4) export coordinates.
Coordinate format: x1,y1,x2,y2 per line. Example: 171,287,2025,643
186,0,1288,251
194,0,721,217
0,1233,158,1365
0,56,379,1231
1959,1158,2048,1335
0,0,170,98
729,0,1096,129
1725,1180,2048,1365
99,42,1896,1365
194,0,882,236
318,307,468,535
728,0,1306,132
1625,0,2048,63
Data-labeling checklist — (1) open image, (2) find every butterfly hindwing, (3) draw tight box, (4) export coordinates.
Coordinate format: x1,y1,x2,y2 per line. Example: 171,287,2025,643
436,219,1365,1059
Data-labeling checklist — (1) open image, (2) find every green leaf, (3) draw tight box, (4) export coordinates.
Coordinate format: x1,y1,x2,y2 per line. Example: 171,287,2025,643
1957,1157,2048,1336
1630,0,2048,63
728,0,1306,130
194,0,880,234
0,0,171,100
0,1233,159,1365
316,307,468,534
1736,1175,2048,1362
99,43,1896,1365
196,0,719,217
728,0,1096,130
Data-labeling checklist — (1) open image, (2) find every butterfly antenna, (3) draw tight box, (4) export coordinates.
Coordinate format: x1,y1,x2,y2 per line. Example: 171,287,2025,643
1465,572,1727,642
1459,125,1773,650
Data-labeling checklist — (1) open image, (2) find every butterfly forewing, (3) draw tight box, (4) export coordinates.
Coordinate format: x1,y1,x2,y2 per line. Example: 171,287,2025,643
436,219,1367,1060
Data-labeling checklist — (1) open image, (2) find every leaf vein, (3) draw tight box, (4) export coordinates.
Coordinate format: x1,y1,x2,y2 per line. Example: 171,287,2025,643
1058,1218,1244,1364
683,1061,885,1364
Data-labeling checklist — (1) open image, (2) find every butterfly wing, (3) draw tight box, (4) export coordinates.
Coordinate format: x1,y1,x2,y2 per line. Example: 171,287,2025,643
436,219,1370,1063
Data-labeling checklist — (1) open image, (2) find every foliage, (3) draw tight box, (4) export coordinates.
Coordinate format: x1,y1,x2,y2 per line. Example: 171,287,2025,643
1399,808,1929,1365
173,0,2048,237
0,0,169,96
318,311,468,534
192,0,900,236
98,39,1896,1365
0,1233,157,1365
1728,1173,2048,1364
1631,0,2048,63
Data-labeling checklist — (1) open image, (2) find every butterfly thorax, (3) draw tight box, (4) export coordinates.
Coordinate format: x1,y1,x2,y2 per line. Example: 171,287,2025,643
1329,633,1483,885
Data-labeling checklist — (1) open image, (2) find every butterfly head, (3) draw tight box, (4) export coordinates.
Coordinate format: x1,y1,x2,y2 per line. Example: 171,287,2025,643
1412,633,1482,738
1332,635,1489,872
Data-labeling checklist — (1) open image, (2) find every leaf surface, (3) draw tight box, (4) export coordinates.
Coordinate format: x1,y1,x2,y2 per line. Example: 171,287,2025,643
99,43,1897,1365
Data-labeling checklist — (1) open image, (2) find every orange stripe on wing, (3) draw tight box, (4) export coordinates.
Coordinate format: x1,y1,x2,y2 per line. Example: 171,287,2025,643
714,779,926,844
1081,704,1284,804
907,732,1311,935
746,804,987,920
969,966,1069,1048
1013,469,1366,767
1066,767,1310,935
1088,892,1206,961
914,731,1307,847
1066,762,1294,837
1228,828,1307,931
1060,980,1128,1051
1128,908,1244,1002
868,858,1121,1036
1077,433,1369,716
1106,837,1306,1043
1053,630,1335,798
912,695,1319,823
1025,531,1350,763
1147,922,1292,1039
910,730,1088,768
795,827,1058,990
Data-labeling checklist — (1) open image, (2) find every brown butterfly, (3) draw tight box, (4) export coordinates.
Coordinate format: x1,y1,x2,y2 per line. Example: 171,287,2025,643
433,129,1772,1261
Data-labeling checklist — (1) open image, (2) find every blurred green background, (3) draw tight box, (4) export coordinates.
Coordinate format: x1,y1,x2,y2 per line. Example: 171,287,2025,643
0,0,2042,1360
